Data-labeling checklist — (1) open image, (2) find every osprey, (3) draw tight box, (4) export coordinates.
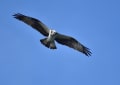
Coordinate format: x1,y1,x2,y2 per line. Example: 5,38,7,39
13,13,92,56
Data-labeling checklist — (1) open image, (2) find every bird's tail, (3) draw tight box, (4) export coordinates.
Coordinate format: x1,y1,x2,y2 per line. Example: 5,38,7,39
40,38,57,49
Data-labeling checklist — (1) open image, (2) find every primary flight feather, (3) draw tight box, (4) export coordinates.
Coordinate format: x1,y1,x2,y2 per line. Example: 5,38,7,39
13,13,92,56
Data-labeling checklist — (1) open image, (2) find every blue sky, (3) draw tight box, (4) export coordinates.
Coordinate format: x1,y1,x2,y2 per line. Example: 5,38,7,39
0,0,120,85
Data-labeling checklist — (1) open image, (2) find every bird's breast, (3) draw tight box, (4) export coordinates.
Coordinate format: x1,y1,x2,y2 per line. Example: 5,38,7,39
47,34,57,42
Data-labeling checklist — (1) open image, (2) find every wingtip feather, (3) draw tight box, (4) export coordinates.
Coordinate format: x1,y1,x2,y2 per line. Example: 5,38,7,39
13,13,25,20
82,46,92,57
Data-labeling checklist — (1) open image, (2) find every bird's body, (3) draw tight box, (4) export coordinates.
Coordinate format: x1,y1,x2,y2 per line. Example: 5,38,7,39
40,29,57,49
13,13,92,56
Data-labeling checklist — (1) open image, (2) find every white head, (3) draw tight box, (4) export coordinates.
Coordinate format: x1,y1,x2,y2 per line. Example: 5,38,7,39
50,29,56,36
48,29,56,38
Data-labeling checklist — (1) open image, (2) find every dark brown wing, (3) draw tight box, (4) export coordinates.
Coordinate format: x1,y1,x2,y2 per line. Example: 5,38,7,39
13,13,49,36
55,33,92,56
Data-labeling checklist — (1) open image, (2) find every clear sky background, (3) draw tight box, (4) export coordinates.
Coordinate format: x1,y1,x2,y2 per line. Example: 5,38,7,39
0,0,120,85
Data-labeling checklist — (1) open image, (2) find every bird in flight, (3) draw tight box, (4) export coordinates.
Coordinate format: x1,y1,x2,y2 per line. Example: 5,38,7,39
13,13,92,56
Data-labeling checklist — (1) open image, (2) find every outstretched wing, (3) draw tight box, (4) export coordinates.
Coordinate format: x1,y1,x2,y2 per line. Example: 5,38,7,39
13,13,50,36
55,33,92,56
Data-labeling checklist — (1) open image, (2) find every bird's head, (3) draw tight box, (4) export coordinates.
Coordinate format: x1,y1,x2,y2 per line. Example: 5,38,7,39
50,29,56,36
48,29,57,38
